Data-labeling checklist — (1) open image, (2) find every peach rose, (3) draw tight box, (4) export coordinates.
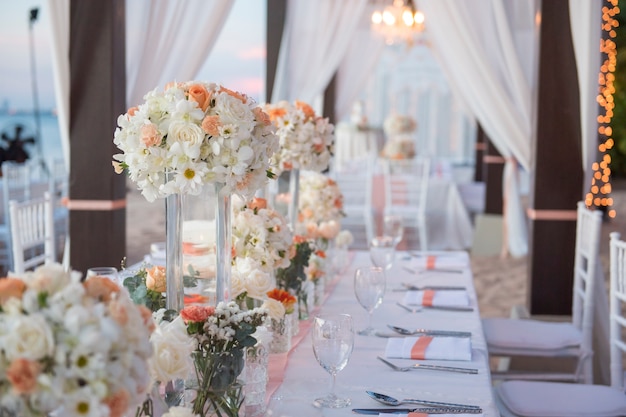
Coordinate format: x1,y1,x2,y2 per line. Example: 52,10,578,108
248,197,267,211
146,266,167,293
188,84,212,112
141,123,162,147
295,100,316,120
180,305,215,323
219,86,247,103
201,115,221,136
7,358,40,394
266,107,286,121
253,107,271,125
112,161,124,174
138,305,156,333
293,235,307,244
305,222,319,238
83,276,120,302
127,106,138,117
103,389,130,417
0,278,26,305
288,244,296,259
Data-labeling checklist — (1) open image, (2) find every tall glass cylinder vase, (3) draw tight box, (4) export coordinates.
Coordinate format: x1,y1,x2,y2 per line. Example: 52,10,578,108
287,168,300,232
214,183,232,302
165,192,184,312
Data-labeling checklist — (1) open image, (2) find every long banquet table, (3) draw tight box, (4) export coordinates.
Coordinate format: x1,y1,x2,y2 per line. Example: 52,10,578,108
265,250,498,416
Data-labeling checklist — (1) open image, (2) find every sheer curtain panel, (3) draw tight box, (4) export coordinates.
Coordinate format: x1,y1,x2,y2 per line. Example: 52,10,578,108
272,0,368,105
125,0,234,106
418,0,538,257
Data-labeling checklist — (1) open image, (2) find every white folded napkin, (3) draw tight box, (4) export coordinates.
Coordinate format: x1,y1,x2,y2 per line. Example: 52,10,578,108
403,290,470,307
408,254,468,270
385,336,472,361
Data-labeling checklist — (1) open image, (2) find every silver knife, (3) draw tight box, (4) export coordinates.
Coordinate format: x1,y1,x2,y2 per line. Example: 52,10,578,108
352,407,483,414
393,284,466,292
403,266,465,274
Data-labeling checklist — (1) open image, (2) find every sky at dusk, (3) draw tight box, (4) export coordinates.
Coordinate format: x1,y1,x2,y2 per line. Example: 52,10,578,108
0,0,266,111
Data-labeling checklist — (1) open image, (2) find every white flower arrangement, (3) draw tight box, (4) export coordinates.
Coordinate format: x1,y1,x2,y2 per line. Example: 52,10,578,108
297,172,345,239
305,249,327,283
335,229,354,248
0,263,154,417
231,197,293,275
383,114,417,137
113,82,279,202
262,100,334,174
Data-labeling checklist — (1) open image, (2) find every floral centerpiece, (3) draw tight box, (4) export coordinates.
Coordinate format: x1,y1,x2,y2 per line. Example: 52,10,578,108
113,81,279,309
180,302,268,417
382,114,417,137
231,196,293,288
297,172,345,242
263,100,334,174
0,263,154,417
380,137,416,160
113,82,278,202
264,289,297,353
276,235,316,319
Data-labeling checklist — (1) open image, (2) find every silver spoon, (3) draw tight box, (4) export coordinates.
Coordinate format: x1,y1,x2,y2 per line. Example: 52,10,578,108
387,324,472,338
365,391,481,411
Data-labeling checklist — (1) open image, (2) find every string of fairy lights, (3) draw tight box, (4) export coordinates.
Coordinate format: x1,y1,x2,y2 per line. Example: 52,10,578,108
586,0,619,218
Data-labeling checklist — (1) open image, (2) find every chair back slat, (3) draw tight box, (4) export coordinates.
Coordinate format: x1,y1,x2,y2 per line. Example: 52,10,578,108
609,232,626,390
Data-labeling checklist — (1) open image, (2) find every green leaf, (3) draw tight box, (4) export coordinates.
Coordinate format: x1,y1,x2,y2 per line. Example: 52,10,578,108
37,291,49,308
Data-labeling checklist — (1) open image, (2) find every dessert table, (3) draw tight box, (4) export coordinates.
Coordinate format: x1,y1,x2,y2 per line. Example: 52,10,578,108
265,250,498,416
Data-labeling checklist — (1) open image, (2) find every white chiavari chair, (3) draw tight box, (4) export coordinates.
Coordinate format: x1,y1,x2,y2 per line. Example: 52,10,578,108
494,231,626,417
0,161,32,272
9,192,55,274
382,157,430,250
47,157,68,262
483,201,602,384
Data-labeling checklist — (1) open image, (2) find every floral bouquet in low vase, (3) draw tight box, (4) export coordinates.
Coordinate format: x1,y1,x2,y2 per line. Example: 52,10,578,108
0,263,154,417
275,235,316,320
180,302,268,417
113,81,279,310
264,289,297,353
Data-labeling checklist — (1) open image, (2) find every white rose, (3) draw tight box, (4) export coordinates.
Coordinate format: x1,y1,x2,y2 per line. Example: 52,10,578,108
4,313,54,361
335,230,354,247
163,406,199,417
149,324,194,382
244,270,273,300
262,298,285,321
167,121,205,156
230,271,246,298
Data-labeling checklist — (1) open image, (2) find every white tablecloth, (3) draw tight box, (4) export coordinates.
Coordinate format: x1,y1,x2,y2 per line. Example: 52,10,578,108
265,251,498,416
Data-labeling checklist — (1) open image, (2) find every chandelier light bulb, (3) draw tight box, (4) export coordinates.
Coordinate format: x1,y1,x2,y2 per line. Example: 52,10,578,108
402,10,414,26
372,10,383,25
414,10,425,24
382,10,395,26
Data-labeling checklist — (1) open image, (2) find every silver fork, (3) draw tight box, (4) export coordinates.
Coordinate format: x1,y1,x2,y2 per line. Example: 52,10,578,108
377,356,478,374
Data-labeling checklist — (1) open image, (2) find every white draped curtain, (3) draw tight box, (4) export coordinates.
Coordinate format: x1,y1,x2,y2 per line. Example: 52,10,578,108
46,0,70,167
418,0,537,257
272,0,368,107
335,6,386,121
126,0,234,106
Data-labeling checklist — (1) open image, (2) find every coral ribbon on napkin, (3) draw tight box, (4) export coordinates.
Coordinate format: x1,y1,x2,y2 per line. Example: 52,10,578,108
410,336,434,359
422,289,435,306
426,255,437,269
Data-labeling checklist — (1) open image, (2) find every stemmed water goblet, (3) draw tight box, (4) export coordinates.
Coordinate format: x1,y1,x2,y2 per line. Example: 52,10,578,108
384,214,404,247
369,235,396,271
353,266,386,336
311,313,355,408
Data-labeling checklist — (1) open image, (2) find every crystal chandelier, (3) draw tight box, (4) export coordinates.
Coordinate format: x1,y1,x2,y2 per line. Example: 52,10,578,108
371,0,425,47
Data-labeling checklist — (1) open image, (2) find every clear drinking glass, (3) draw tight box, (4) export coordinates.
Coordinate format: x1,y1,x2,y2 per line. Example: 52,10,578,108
369,236,396,271
311,313,354,408
86,267,120,285
383,215,404,247
353,266,386,336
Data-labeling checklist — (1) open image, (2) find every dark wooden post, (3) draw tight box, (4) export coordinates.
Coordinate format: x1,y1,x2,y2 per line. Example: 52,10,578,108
68,1,126,273
527,0,583,315
483,138,505,215
323,73,337,124
266,0,287,102
474,124,486,182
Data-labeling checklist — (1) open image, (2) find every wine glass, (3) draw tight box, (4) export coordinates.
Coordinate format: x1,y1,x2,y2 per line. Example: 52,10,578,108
369,236,396,271
384,214,404,247
353,266,386,336
86,267,120,285
311,313,354,408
